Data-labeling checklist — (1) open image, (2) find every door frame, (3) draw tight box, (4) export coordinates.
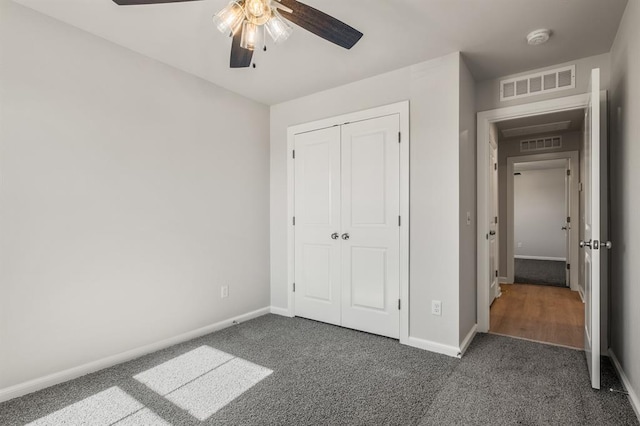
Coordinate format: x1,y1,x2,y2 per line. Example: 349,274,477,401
286,101,410,344
477,94,589,333
505,151,580,291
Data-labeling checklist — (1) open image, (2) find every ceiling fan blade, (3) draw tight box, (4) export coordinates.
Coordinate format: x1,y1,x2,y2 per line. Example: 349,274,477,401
230,31,254,68
112,0,202,5
277,0,362,49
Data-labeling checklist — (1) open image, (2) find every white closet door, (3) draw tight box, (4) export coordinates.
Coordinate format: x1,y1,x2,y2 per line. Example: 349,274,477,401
294,127,342,325
340,115,400,338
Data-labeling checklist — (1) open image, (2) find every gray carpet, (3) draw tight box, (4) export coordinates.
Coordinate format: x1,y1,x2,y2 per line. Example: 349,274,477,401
515,258,567,287
1,315,637,425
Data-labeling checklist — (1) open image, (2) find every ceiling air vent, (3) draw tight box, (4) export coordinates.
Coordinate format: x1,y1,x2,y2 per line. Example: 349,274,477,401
500,65,575,101
520,136,562,152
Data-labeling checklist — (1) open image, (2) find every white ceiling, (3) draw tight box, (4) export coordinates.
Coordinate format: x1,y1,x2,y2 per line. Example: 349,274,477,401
12,0,628,105
496,108,586,138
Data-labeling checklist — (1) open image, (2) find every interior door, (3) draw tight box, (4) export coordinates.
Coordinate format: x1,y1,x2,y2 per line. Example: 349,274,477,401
340,115,400,338
582,68,602,389
564,159,571,286
294,127,342,325
489,143,499,302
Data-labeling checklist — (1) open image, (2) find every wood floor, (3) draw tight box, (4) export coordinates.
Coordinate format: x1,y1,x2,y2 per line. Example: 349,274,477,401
490,284,585,349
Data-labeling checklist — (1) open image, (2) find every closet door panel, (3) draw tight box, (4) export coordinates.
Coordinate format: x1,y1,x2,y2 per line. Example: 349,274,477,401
294,127,342,325
340,115,400,339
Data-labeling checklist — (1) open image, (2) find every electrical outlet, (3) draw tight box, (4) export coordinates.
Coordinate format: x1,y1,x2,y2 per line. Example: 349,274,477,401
221,285,229,299
432,300,442,316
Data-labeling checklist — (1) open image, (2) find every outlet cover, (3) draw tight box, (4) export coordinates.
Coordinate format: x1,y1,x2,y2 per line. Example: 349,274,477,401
432,300,442,316
221,286,229,299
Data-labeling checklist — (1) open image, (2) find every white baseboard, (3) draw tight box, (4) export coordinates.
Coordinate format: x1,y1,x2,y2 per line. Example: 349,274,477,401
499,276,510,284
0,306,271,403
270,306,293,317
514,255,567,261
578,285,585,303
406,336,460,358
609,349,640,421
459,324,478,357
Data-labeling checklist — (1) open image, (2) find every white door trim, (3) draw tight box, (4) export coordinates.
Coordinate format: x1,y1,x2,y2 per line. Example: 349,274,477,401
506,151,580,290
286,101,410,345
477,94,589,333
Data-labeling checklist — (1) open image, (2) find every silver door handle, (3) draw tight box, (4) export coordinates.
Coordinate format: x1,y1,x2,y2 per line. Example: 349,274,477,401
561,226,568,231
341,233,350,240
580,240,592,248
489,230,496,236
602,241,613,249
331,232,339,240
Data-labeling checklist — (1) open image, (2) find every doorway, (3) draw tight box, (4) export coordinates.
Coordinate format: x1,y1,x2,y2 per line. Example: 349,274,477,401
488,111,584,349
477,70,609,389
512,159,570,287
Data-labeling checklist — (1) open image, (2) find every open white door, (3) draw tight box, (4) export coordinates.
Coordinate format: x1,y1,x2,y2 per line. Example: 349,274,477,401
563,159,571,286
581,68,607,389
489,143,499,302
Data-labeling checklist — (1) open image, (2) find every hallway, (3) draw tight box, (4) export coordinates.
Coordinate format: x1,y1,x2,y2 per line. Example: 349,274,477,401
490,284,584,349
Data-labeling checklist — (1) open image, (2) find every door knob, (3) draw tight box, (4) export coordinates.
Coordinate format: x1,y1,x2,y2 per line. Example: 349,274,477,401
331,232,339,240
602,241,613,249
341,233,350,240
561,226,568,231
580,240,592,248
489,230,496,236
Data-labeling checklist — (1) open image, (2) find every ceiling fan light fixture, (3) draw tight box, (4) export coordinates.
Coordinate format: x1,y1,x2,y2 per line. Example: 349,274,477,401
212,1,245,34
265,10,292,44
240,20,264,51
245,0,268,18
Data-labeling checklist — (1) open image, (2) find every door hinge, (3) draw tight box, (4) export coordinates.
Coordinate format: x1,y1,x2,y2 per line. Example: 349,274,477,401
567,169,571,176
495,216,498,224
567,264,570,270
292,150,295,159
398,299,401,310
567,216,571,223
398,216,401,226
293,216,295,226
494,163,497,170
398,132,401,143
293,282,296,292
495,270,498,277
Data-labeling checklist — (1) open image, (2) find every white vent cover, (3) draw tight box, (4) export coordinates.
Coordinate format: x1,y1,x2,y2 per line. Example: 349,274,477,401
500,65,575,101
520,136,562,152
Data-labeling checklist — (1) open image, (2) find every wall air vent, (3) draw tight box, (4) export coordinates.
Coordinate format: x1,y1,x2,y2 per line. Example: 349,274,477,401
520,136,562,153
500,65,575,101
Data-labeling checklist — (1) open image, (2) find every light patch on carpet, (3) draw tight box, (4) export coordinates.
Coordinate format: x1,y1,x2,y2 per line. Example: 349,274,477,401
134,346,233,395
26,386,144,426
165,357,272,420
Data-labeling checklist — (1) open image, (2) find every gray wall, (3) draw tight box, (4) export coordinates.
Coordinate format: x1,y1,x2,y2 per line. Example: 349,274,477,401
498,131,581,276
609,0,640,406
458,56,477,344
0,2,270,390
270,53,467,350
476,53,611,112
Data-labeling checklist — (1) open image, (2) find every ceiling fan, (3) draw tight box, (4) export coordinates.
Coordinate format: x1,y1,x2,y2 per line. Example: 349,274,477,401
112,0,363,68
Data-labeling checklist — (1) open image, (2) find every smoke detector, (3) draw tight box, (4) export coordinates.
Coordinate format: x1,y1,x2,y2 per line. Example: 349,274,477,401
527,29,551,45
